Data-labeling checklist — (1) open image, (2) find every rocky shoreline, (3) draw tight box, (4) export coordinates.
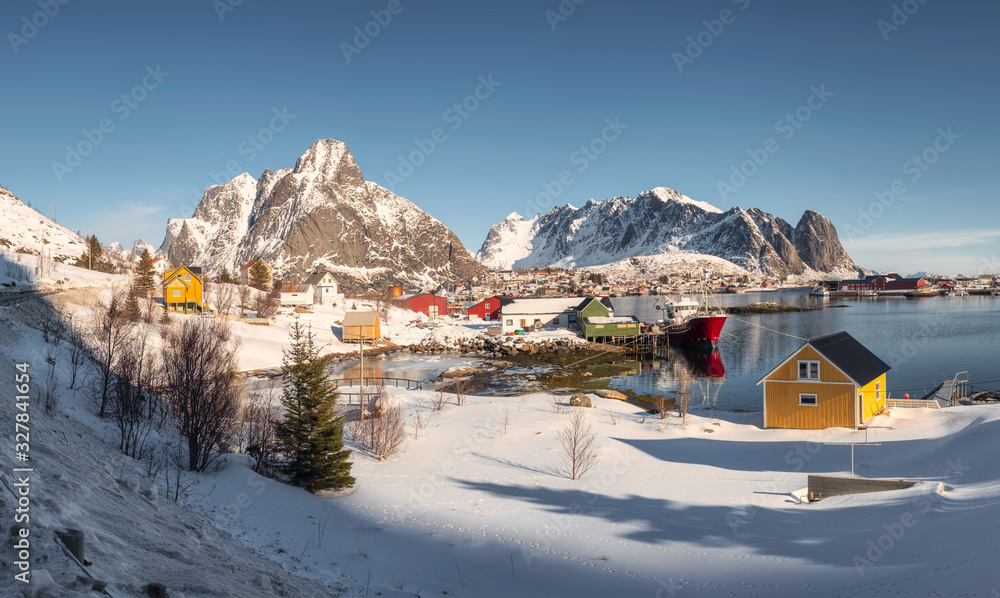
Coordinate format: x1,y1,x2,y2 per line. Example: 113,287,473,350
409,334,589,357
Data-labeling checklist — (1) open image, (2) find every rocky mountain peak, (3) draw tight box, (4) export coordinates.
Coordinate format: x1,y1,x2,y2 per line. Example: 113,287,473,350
292,138,364,187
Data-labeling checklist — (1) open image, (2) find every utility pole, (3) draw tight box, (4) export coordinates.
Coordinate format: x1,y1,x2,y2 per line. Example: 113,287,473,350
359,321,366,415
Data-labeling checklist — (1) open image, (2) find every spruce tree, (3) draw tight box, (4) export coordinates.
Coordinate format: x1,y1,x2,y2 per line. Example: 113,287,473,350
75,235,104,271
248,259,270,291
135,249,156,296
276,319,355,492
124,286,142,322
220,267,233,284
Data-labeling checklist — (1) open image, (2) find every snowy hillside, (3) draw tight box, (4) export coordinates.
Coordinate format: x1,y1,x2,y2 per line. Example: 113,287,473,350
0,185,86,263
477,187,863,279
159,139,484,289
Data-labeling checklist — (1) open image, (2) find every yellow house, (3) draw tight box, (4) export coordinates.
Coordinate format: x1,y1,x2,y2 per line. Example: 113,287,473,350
162,265,204,313
757,331,890,430
342,310,380,343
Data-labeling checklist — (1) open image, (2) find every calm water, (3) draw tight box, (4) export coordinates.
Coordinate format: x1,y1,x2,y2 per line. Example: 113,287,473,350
609,291,1000,411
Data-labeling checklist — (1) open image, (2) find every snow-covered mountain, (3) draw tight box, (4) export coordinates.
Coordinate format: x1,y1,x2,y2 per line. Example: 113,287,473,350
476,187,863,279
0,184,87,262
159,139,484,289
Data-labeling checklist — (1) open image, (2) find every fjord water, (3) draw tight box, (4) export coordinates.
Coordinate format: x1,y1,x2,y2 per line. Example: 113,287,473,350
610,291,1000,412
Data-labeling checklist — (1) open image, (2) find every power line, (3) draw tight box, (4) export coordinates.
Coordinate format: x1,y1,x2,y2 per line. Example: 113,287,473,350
726,316,809,341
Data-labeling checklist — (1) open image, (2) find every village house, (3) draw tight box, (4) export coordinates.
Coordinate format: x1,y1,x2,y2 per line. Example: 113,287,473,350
394,292,448,318
278,283,314,307
239,258,273,289
162,265,204,313
757,331,891,430
500,297,582,334
468,296,513,321
303,271,338,304
342,310,380,343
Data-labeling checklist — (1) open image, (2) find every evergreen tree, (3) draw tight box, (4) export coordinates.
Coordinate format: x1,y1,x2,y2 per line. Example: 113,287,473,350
220,267,233,284
276,319,355,492
248,259,270,291
135,249,157,296
124,286,142,322
75,235,104,271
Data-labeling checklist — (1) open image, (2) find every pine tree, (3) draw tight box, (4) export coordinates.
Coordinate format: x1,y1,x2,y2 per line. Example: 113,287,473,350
220,267,233,284
124,286,142,322
75,235,104,271
276,319,354,492
248,259,270,291
135,249,156,296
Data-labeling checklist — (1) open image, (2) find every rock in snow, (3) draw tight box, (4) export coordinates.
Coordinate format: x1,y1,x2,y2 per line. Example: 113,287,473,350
159,139,484,291
476,187,864,279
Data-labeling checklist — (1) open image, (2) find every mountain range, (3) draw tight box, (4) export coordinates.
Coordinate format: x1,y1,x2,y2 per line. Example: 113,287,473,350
476,187,863,280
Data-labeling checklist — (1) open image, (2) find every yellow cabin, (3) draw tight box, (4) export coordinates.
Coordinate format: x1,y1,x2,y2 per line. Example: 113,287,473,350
342,310,380,343
757,331,890,430
162,265,204,313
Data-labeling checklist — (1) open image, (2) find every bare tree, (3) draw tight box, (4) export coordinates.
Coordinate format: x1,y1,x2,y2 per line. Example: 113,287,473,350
254,291,278,319
91,289,133,418
67,322,87,390
559,409,598,480
160,318,243,472
236,381,282,478
352,381,407,460
238,283,252,316
674,365,692,426
653,394,669,420
109,324,160,459
453,376,468,407
213,283,236,319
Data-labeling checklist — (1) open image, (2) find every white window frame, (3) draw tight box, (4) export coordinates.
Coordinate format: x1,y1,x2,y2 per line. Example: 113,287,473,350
506,319,512,326
798,393,818,406
875,381,881,402
798,360,820,380
172,289,181,297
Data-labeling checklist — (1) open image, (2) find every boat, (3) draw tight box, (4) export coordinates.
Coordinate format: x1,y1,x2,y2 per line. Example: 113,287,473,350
858,289,877,298
809,285,830,297
653,273,727,345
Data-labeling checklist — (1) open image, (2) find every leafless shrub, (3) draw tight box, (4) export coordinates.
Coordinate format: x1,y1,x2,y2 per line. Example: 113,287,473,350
497,405,511,435
236,381,282,478
109,325,160,460
559,409,598,480
160,318,243,471
40,350,58,414
653,394,669,420
609,411,620,426
411,402,426,439
549,394,563,414
90,289,133,418
352,382,407,460
254,291,278,319
213,283,236,318
675,365,692,426
67,323,86,390
238,283,252,314
434,386,447,412
453,377,468,407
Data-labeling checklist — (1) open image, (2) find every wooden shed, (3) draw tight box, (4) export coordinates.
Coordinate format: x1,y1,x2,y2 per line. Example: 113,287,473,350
342,310,380,343
757,331,890,430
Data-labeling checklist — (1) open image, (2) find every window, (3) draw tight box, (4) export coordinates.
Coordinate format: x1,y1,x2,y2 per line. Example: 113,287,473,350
506,319,513,326
172,289,181,297
595,324,604,329
553,317,560,325
798,360,820,380
876,381,881,402
799,393,818,406
485,302,491,309
184,274,191,281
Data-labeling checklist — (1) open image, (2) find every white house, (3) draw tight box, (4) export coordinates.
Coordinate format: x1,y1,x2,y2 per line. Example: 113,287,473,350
278,283,314,306
500,297,582,334
304,271,338,304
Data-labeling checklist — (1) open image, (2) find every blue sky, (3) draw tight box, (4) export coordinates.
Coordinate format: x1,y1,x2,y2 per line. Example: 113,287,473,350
2,0,997,275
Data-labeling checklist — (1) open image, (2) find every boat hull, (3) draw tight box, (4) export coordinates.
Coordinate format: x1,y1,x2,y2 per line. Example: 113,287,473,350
665,315,726,345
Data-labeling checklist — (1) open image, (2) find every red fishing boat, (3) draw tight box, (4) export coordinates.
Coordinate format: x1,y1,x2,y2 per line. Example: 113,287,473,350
657,296,727,345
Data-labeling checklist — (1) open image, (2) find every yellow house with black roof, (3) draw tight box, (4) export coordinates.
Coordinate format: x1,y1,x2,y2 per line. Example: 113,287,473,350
162,265,204,313
757,331,890,430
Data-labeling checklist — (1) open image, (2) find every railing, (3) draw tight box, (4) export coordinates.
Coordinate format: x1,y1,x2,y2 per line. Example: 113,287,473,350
331,377,422,391
886,398,941,409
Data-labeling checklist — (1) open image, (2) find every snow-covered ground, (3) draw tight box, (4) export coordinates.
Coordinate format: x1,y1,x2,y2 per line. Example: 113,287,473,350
4,280,1000,597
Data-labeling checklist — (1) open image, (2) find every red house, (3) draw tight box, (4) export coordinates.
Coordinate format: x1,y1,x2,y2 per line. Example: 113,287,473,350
395,293,448,318
468,296,513,321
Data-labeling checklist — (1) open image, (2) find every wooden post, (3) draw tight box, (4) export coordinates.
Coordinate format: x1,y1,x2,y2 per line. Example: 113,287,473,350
56,529,85,563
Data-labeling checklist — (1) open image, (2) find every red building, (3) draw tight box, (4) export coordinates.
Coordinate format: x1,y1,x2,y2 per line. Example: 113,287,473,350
395,293,448,317
837,274,925,292
468,296,513,321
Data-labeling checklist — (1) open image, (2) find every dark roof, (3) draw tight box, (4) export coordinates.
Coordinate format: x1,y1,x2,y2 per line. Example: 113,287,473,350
574,296,615,311
600,296,614,310
303,271,334,285
186,266,202,275
809,331,890,386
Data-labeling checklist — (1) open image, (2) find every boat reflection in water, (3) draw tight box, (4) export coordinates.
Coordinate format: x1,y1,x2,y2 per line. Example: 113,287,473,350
629,346,727,408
